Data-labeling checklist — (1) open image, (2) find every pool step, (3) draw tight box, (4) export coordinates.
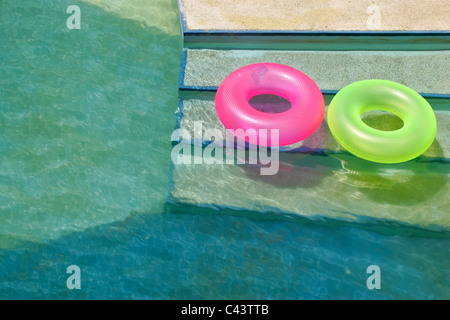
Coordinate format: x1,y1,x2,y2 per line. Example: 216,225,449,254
168,150,450,232
175,91,450,157
180,48,450,97
170,94,450,232
182,31,450,51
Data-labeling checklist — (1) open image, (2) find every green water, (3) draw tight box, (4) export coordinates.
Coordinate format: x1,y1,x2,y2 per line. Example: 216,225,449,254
0,0,182,247
0,0,449,300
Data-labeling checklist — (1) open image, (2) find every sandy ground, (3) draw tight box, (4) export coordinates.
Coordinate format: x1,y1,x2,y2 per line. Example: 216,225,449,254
181,0,450,31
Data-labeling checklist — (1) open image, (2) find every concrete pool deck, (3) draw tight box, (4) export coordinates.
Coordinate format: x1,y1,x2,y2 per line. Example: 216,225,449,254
180,0,450,31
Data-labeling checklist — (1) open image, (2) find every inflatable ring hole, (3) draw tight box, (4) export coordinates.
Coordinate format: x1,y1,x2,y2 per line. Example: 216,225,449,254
361,110,404,132
248,94,292,114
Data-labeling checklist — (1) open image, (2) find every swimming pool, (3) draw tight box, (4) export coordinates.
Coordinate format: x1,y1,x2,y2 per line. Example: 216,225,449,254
0,0,449,299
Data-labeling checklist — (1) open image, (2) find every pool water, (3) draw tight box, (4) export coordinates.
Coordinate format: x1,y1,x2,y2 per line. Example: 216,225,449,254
0,0,449,299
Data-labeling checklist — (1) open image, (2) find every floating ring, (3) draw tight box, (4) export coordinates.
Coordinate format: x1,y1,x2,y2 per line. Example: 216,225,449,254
215,63,325,147
327,79,437,163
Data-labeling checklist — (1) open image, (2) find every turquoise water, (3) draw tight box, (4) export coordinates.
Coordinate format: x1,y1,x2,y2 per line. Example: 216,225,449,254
0,0,449,299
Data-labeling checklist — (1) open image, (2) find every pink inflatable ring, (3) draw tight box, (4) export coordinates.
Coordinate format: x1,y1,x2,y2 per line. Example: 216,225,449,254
215,63,325,147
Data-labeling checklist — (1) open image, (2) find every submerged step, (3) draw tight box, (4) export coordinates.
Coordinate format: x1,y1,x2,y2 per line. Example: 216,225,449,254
168,150,450,231
170,95,450,231
180,49,450,96
175,91,450,158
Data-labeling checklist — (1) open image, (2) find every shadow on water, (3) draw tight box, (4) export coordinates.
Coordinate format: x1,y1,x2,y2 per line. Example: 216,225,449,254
165,201,450,239
240,113,448,206
238,119,332,188
330,150,448,207
240,152,332,188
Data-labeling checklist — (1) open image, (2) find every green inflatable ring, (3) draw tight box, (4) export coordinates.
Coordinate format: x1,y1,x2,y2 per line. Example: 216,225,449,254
327,80,437,163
